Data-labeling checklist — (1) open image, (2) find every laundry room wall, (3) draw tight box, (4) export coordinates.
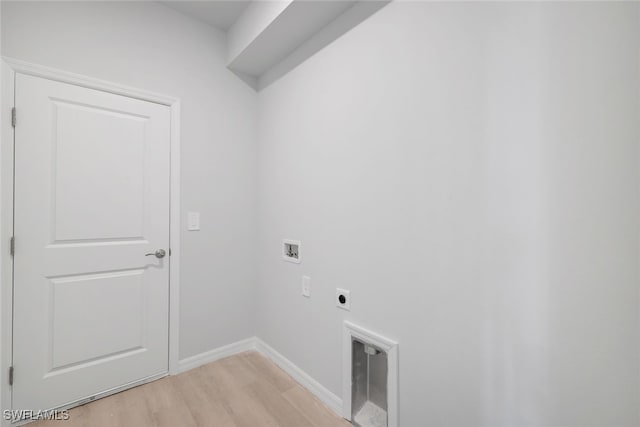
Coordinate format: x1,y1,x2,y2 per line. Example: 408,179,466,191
255,2,640,425
1,0,259,360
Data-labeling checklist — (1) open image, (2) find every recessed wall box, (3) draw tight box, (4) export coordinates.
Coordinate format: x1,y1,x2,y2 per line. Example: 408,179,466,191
343,322,399,427
282,239,301,263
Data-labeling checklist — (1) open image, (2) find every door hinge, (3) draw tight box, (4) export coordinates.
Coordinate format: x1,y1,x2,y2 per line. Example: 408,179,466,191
8,366,13,386
11,107,16,128
10,237,14,257
169,248,172,256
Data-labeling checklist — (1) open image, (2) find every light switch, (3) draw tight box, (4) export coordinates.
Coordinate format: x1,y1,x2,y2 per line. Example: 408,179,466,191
302,276,311,297
187,212,200,231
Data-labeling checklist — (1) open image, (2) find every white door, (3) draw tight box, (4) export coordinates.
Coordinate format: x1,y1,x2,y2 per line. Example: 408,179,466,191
12,73,171,412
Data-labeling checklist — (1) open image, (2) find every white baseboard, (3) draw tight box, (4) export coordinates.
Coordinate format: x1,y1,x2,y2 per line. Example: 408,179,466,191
254,338,343,416
177,337,257,373
176,336,343,418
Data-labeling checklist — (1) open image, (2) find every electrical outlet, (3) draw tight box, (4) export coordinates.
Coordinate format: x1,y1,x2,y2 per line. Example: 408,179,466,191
336,288,350,311
301,276,311,297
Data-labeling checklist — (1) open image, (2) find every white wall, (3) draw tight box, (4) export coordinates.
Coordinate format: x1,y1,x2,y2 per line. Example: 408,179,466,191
256,2,640,426
1,1,258,360
2,2,639,425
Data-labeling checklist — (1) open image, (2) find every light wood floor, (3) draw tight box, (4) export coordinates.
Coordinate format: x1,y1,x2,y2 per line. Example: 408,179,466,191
33,351,351,427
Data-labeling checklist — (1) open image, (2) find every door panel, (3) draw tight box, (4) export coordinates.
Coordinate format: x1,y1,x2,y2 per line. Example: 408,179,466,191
13,73,171,412
48,270,146,371
52,100,147,242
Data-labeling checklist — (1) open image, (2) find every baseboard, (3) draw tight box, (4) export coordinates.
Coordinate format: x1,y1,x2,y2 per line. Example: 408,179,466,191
176,336,344,418
254,338,343,416
177,337,257,373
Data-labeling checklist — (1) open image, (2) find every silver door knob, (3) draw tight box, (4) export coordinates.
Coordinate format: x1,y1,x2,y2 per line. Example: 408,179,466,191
145,249,166,259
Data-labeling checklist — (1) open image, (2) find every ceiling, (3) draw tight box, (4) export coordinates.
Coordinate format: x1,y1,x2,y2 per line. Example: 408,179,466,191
161,1,251,31
159,0,388,90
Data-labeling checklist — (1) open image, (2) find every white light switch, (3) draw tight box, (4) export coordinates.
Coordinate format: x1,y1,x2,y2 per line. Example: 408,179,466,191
301,276,311,298
187,212,200,231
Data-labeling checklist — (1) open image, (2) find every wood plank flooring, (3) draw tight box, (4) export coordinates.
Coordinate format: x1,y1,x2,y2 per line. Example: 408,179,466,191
32,351,351,427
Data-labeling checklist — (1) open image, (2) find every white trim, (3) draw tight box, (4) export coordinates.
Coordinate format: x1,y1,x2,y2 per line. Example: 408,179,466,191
0,58,181,421
343,321,399,427
1,57,178,106
178,337,346,420
168,100,181,375
177,337,257,373
255,338,343,417
0,59,16,427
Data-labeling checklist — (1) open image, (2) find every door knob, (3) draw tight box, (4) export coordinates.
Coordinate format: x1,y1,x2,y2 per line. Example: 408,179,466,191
145,249,166,259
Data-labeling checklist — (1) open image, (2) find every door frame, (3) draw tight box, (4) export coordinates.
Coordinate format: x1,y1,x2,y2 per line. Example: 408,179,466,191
0,57,182,423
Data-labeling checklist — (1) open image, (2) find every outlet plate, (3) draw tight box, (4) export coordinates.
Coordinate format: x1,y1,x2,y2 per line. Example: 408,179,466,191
283,239,301,263
336,288,350,311
302,276,311,297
